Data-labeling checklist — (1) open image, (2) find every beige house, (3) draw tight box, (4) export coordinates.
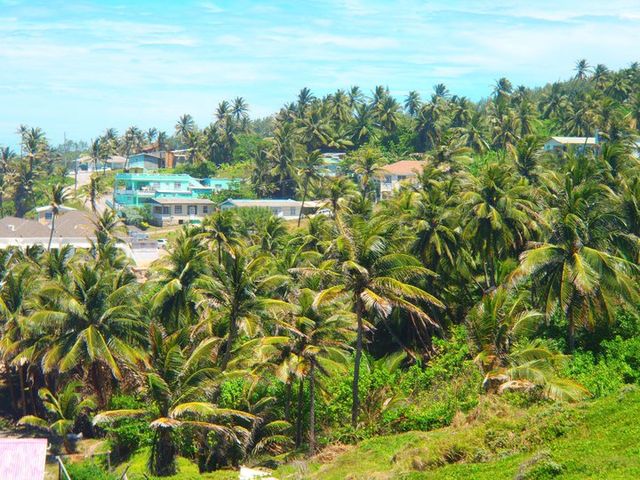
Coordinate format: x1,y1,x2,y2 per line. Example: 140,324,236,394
543,136,598,153
219,198,322,220
378,160,426,197
150,198,214,226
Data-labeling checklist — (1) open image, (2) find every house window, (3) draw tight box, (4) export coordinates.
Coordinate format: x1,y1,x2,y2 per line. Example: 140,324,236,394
384,175,391,183
398,175,406,181
174,182,181,190
45,212,53,220
162,207,170,215
174,206,183,214
203,206,209,214
154,206,162,214
290,207,296,216
188,206,197,215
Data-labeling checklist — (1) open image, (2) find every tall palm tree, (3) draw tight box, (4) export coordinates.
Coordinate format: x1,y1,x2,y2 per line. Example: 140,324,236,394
314,214,443,426
296,150,324,226
352,146,384,199
232,97,249,123
197,244,288,370
201,209,238,264
175,114,195,144
574,58,591,80
46,184,71,251
512,171,638,350
0,147,15,215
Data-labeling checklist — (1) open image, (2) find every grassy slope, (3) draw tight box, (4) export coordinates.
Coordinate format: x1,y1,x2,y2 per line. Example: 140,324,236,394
275,386,640,480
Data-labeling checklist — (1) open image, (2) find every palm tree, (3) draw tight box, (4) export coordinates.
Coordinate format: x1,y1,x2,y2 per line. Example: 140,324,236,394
404,90,421,117
30,265,146,406
574,59,591,80
45,184,71,251
19,381,96,453
297,87,316,116
175,114,195,143
296,150,324,226
352,146,384,199
82,174,107,213
94,325,253,476
271,288,353,452
512,171,638,350
467,287,587,401
508,135,542,182
0,147,15,215
232,97,249,123
314,214,443,426
197,244,289,370
152,228,207,329
201,209,238,264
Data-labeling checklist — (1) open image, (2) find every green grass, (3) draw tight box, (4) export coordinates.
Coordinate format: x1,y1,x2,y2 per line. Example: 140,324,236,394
115,448,237,480
275,386,640,479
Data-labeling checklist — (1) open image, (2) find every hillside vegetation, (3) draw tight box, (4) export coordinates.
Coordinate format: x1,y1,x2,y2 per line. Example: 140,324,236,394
276,386,640,480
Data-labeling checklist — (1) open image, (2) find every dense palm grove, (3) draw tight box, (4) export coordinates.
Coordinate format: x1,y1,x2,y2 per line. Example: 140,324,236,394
2,60,640,476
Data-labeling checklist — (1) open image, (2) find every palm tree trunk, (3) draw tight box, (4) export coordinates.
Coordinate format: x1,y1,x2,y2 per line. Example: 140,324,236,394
352,297,364,427
284,379,292,422
298,179,308,227
47,213,56,251
5,363,17,414
308,361,316,454
295,377,304,448
151,428,177,476
19,364,27,416
567,302,575,352
220,312,238,370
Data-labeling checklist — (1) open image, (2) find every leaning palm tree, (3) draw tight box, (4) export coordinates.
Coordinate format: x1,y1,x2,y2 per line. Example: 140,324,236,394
46,184,71,251
313,214,443,426
94,324,254,476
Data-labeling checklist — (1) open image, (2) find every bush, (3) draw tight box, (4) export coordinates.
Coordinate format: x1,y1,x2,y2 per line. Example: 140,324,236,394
66,462,117,480
515,450,564,480
103,394,153,461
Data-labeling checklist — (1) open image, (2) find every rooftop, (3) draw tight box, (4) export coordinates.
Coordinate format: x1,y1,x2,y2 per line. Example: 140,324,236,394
548,136,597,145
151,198,214,205
0,217,50,238
380,160,427,176
222,198,303,207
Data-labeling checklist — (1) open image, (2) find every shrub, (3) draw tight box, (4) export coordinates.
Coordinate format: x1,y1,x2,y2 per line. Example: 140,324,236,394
103,394,152,461
65,462,117,480
515,450,564,480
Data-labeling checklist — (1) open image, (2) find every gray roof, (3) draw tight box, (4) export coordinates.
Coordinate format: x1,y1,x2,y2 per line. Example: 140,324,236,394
0,217,50,238
151,198,214,205
52,210,97,238
221,198,303,208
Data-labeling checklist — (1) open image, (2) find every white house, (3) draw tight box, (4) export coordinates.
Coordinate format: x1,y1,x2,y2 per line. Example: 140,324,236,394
150,198,214,226
543,136,598,153
220,199,321,220
377,160,426,197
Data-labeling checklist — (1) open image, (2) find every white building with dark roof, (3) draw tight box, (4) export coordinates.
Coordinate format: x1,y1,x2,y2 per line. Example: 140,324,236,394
543,136,598,153
150,197,214,226
219,198,322,220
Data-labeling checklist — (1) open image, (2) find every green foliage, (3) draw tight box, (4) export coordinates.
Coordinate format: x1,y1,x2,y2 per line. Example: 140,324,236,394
66,462,118,480
103,394,153,461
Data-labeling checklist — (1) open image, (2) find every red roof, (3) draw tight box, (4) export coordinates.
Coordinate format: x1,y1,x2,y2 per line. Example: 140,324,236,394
380,160,426,176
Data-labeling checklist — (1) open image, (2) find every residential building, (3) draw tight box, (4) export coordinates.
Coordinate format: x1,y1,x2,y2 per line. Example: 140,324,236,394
113,173,234,208
543,136,598,153
150,198,214,226
35,205,76,224
320,152,345,177
128,151,167,170
220,198,322,220
378,160,426,197
0,210,97,249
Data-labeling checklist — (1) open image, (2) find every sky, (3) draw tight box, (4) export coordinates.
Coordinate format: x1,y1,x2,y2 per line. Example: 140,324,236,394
1,0,640,148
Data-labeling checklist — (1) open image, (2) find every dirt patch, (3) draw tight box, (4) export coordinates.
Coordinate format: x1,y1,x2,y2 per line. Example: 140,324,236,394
312,443,353,463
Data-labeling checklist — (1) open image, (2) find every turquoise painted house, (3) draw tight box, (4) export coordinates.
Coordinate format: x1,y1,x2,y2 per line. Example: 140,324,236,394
113,173,234,208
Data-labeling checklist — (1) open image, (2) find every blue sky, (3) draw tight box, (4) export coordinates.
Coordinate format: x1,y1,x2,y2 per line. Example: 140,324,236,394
1,0,640,148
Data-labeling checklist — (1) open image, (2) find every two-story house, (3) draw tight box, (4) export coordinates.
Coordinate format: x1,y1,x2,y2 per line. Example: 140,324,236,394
378,160,426,197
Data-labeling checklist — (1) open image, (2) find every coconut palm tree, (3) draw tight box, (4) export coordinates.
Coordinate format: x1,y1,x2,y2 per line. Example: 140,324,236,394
30,265,146,406
45,184,71,251
175,114,195,143
574,59,591,80
467,287,587,401
314,214,443,426
0,147,15,215
296,150,324,226
94,325,253,476
404,91,422,117
201,210,239,264
19,381,96,453
196,244,289,370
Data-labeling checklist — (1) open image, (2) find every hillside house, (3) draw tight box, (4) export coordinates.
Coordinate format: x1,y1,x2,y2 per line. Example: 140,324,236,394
150,198,214,226
378,160,426,197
